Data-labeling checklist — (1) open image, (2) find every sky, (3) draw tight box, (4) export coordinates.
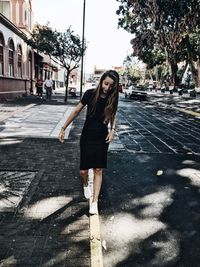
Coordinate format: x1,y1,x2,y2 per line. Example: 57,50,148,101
32,0,133,73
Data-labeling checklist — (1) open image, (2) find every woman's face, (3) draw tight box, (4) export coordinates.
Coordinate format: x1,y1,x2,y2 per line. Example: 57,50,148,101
102,76,115,94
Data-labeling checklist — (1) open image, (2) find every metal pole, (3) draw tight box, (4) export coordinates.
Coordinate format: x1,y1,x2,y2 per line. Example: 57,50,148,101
80,0,86,97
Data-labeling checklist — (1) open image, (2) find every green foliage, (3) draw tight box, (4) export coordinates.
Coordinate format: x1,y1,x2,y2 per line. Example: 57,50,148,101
27,24,87,102
116,0,200,86
27,24,58,54
123,54,143,84
188,29,200,61
27,24,86,71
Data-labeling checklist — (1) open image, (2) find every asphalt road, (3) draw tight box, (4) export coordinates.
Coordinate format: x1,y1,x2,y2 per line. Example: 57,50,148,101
0,93,200,266
100,97,200,267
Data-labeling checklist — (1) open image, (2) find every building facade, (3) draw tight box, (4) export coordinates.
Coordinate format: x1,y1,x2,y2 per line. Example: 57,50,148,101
0,0,65,99
0,0,34,99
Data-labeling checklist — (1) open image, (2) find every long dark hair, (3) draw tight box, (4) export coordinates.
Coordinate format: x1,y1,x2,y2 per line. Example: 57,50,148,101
89,70,119,123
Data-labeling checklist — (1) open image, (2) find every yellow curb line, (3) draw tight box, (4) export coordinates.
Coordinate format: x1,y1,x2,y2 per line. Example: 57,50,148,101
88,170,103,267
89,205,103,267
176,108,200,118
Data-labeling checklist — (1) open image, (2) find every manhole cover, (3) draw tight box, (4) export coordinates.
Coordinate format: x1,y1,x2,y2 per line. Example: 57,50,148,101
0,171,36,212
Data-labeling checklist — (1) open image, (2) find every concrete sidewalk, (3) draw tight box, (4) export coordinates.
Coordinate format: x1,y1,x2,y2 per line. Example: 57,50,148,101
0,95,92,266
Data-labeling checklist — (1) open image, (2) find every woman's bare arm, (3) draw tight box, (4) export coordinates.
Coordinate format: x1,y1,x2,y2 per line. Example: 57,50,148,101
59,102,85,143
105,116,116,143
110,116,116,132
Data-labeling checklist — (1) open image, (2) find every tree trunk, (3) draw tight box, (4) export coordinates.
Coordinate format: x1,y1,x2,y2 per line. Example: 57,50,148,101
185,34,198,86
180,62,188,84
170,60,178,89
188,60,198,86
165,46,179,88
64,85,68,103
64,74,69,103
197,59,200,87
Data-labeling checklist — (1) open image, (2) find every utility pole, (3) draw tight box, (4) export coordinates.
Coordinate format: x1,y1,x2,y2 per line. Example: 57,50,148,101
80,0,86,97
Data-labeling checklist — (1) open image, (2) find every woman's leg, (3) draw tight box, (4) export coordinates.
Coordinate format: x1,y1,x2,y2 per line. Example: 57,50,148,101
80,169,92,199
93,168,103,202
80,169,89,186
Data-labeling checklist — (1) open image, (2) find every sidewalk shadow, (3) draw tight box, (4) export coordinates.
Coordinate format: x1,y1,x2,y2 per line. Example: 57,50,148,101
0,136,90,267
4,94,81,107
0,197,89,266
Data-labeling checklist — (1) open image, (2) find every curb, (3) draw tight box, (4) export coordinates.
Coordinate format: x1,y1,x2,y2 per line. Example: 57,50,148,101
153,99,200,118
176,108,200,118
88,170,104,267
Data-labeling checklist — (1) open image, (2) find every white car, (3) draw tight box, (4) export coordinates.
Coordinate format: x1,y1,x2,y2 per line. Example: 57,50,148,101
124,85,147,101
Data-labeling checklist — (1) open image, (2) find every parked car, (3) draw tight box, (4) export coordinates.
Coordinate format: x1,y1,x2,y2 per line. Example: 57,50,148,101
124,85,147,101
68,86,77,97
148,84,154,91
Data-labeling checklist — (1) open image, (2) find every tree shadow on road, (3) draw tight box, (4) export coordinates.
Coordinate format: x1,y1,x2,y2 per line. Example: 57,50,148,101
0,137,90,267
100,152,200,267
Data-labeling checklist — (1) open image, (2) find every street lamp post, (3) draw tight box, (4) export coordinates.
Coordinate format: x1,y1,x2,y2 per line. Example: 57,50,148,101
80,0,86,97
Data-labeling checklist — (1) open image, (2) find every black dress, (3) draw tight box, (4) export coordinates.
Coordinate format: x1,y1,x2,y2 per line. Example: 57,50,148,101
80,89,109,170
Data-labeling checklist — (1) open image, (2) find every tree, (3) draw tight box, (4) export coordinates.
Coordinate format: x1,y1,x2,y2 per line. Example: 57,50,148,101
123,54,143,85
116,0,200,88
27,24,86,102
185,29,200,86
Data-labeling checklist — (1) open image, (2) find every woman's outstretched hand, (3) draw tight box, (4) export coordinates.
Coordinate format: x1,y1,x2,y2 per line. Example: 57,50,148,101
59,128,65,143
105,130,115,143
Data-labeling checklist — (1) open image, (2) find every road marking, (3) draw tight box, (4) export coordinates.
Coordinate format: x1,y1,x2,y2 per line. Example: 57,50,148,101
88,169,103,267
154,101,200,118
178,108,200,118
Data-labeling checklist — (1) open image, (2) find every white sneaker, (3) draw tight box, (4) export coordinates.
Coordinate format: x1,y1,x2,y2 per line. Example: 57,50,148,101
83,185,92,199
89,201,98,215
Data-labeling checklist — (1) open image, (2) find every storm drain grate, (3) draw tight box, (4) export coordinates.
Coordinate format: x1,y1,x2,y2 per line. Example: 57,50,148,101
0,171,37,212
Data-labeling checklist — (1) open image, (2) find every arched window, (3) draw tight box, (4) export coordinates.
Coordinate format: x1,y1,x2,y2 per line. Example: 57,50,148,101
8,39,14,77
0,33,4,76
17,45,22,77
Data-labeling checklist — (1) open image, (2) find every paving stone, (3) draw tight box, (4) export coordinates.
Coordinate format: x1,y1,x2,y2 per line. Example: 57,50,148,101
0,98,90,266
1,93,199,266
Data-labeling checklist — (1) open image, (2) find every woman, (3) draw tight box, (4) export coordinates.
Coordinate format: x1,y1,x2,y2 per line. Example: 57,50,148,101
59,70,119,214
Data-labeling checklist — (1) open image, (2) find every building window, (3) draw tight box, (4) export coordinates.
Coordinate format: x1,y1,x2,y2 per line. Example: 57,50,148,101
0,33,4,76
8,39,14,77
17,45,22,77
0,1,10,19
